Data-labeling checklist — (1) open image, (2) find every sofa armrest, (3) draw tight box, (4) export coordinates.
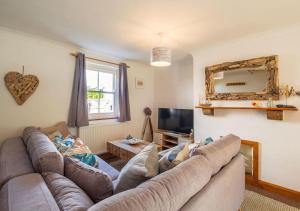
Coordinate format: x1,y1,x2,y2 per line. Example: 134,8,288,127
0,173,60,211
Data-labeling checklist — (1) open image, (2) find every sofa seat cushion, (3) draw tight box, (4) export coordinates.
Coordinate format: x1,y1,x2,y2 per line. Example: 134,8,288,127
65,157,113,203
190,134,241,175
25,131,64,175
113,144,159,194
43,172,94,211
0,173,60,211
0,137,34,188
88,155,213,211
96,156,119,181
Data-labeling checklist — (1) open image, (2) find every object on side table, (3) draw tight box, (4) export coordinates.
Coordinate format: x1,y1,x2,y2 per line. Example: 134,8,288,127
127,138,143,145
126,134,133,140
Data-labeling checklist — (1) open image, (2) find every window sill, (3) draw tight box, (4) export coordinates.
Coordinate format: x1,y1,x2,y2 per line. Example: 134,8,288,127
88,118,120,126
89,117,118,121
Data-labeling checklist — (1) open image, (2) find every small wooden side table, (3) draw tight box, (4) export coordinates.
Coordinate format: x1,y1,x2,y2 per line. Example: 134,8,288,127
107,139,162,161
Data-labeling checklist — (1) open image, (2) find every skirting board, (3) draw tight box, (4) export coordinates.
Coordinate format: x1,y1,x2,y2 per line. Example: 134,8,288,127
247,179,300,201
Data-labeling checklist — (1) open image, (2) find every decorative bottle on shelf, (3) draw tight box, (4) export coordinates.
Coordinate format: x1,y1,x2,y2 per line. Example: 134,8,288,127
267,97,273,108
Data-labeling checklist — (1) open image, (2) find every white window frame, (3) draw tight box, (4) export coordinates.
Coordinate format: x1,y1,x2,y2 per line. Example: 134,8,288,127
86,61,119,120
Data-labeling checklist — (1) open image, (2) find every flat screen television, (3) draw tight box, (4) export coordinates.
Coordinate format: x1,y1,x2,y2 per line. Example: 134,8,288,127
158,108,193,134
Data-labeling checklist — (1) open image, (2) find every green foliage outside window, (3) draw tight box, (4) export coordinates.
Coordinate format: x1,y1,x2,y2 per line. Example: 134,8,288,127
87,90,104,100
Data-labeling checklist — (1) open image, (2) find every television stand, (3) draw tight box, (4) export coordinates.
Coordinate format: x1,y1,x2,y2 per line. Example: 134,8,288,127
155,130,193,150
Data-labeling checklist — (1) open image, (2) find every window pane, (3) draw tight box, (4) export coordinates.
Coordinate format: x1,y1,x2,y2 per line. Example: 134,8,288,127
100,93,114,113
86,70,98,90
99,72,114,92
88,99,99,114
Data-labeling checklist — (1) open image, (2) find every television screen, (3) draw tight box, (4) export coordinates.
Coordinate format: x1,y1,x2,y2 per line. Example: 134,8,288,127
158,108,193,134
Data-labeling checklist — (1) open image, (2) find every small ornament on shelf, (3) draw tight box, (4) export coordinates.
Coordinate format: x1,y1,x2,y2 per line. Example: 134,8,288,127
277,84,296,108
251,101,262,107
199,95,212,106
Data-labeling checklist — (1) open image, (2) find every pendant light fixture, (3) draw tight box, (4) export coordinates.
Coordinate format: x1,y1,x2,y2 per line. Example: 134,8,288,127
150,33,171,67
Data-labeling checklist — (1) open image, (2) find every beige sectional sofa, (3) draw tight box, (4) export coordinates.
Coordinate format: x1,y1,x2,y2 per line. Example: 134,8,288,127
0,129,244,211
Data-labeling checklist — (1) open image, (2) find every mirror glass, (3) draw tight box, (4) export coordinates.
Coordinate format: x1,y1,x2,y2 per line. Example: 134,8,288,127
213,66,268,94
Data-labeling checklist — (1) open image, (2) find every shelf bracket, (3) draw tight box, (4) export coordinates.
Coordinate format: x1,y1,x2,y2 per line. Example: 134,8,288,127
266,110,283,120
202,108,214,116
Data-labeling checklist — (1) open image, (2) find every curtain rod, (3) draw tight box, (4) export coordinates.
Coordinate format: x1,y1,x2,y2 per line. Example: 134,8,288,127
70,53,130,68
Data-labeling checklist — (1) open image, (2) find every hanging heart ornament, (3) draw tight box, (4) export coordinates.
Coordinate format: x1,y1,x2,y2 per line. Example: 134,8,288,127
4,71,39,105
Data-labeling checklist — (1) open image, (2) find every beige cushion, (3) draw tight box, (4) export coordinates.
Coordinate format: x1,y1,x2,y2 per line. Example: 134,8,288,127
64,157,113,203
159,144,189,172
0,173,60,211
114,143,159,193
191,134,241,175
173,143,189,165
89,155,213,211
0,137,34,188
43,172,94,211
26,131,64,175
40,121,71,138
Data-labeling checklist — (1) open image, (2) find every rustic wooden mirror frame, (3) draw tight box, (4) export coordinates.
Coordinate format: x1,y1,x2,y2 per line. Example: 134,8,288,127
205,55,279,100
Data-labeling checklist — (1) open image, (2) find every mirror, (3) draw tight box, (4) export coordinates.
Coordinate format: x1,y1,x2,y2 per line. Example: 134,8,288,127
205,55,279,100
214,66,268,94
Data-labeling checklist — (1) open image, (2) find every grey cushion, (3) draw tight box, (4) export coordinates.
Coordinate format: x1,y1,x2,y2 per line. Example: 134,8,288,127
26,131,64,174
191,134,241,175
114,143,159,194
43,172,94,211
65,157,113,203
96,156,119,181
0,137,34,188
88,155,213,211
0,173,60,211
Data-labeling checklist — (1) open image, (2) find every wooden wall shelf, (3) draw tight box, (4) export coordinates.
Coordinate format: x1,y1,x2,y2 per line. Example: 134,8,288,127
195,106,298,120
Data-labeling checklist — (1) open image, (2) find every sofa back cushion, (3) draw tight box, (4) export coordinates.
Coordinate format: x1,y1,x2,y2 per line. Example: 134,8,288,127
0,137,34,188
23,126,41,145
190,134,241,175
25,131,64,175
65,157,113,203
0,173,60,211
89,155,213,211
42,172,94,211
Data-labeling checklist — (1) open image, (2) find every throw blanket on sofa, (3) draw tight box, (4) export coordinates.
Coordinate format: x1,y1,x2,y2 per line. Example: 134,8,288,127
50,134,97,167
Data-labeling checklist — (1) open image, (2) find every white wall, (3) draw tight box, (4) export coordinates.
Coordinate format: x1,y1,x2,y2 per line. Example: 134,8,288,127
153,55,194,128
192,23,300,191
0,28,154,153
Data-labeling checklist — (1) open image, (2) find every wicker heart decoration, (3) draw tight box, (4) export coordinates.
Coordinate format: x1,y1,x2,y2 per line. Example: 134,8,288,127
4,71,39,105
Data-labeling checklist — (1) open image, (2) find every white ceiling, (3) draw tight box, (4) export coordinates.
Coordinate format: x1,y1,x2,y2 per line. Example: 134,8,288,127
1,0,300,63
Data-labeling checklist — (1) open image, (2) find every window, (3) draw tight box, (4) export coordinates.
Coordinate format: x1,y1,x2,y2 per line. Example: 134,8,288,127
86,62,118,120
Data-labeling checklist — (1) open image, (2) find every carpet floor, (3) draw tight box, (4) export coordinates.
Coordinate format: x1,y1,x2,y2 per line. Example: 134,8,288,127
241,190,300,211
